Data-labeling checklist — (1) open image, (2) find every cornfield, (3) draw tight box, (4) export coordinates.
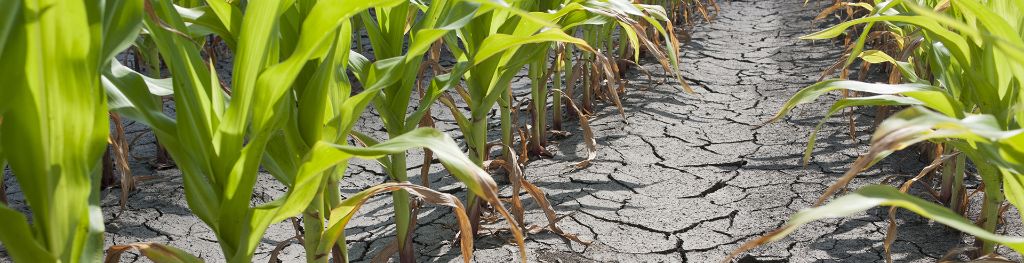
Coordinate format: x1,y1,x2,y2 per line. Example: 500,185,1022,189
0,0,717,262
3,0,1024,262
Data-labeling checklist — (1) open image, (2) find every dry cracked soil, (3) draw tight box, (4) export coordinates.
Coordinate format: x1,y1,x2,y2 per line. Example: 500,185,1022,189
3,0,1023,262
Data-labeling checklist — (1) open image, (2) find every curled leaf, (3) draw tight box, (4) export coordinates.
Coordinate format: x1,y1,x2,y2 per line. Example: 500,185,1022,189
314,183,473,263
725,185,1024,262
105,243,202,263
553,90,597,169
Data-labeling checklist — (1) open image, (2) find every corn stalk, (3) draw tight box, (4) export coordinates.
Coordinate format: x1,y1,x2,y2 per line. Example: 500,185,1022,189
0,0,143,262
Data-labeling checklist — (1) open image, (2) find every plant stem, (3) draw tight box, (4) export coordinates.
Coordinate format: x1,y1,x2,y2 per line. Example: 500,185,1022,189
500,86,513,162
470,118,489,166
940,144,954,204
951,153,966,214
324,169,346,263
304,191,326,263
467,117,489,234
975,162,1004,255
582,27,595,114
529,58,548,153
552,45,564,131
0,163,6,205
388,153,415,263
583,61,594,113
564,44,577,120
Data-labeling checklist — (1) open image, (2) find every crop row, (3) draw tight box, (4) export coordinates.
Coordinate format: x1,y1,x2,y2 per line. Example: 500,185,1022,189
0,0,717,262
731,1,1024,262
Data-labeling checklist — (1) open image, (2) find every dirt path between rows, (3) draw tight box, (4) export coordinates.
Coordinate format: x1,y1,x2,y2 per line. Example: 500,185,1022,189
2,0,1006,262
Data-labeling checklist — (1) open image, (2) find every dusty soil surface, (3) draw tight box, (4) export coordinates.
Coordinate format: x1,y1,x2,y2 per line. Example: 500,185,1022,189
3,0,1022,262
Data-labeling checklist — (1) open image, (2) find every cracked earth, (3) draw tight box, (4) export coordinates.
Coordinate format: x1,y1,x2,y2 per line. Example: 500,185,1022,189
4,0,1024,262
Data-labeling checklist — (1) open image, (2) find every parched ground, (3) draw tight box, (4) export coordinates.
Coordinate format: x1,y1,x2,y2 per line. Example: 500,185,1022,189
3,0,1022,262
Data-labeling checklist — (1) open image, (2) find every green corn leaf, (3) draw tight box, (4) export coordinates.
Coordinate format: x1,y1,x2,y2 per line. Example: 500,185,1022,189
0,205,54,262
769,80,964,124
404,28,449,63
177,4,239,49
102,60,175,134
616,20,642,62
405,61,472,127
473,29,592,64
859,50,896,64
1003,167,1024,224
186,1,406,259
0,0,112,261
588,0,644,16
203,0,242,46
0,0,19,58
802,95,924,165
557,10,611,30
219,0,289,147
100,0,144,64
815,107,1024,207
728,185,1024,261
296,24,350,146
466,0,558,29
801,15,971,66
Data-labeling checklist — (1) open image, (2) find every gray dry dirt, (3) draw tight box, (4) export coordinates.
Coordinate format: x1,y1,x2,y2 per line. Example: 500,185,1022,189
3,0,1023,262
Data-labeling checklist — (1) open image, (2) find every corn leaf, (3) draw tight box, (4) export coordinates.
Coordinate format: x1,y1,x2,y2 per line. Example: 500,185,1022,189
801,95,924,165
315,183,474,262
0,205,53,262
769,80,964,123
473,29,593,65
727,185,1024,262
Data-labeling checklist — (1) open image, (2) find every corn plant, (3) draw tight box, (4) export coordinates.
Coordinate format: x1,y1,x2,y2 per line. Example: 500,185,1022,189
807,0,969,214
730,0,1024,261
0,0,142,262
350,1,477,260
523,1,685,157
104,0,521,262
358,3,707,251
433,1,601,238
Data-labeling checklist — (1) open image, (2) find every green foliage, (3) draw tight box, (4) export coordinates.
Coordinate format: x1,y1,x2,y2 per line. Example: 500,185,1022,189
729,185,1024,259
0,0,142,262
2,0,717,262
735,0,1024,260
